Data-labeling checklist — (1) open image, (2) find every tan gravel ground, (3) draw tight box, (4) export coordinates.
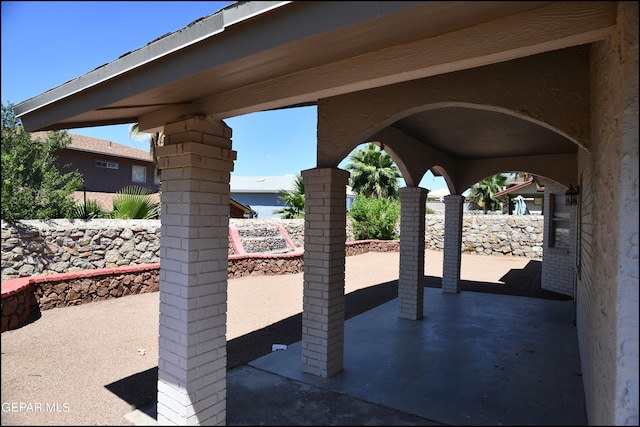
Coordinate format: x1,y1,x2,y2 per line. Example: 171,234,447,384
1,250,537,426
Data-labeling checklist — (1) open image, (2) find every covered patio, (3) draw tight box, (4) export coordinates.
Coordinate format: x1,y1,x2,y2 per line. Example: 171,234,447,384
13,2,638,425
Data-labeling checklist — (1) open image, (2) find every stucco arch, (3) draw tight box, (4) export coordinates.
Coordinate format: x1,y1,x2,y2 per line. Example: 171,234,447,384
317,46,590,185
321,100,579,192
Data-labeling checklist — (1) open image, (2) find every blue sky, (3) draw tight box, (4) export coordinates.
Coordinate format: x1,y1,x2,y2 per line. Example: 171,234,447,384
1,1,445,190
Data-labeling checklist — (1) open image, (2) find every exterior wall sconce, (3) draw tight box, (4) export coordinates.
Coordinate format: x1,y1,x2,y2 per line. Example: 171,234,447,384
565,183,579,206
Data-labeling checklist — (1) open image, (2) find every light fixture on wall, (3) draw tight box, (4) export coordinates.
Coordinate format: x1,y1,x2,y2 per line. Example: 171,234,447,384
565,183,579,206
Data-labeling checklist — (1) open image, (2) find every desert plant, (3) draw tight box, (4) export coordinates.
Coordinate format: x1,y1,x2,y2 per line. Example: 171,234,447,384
273,174,305,219
468,174,507,213
70,199,105,219
111,186,159,219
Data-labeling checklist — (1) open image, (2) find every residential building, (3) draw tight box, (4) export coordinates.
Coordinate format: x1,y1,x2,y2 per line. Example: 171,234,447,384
35,131,252,217
30,132,160,211
230,175,298,219
494,177,545,215
230,175,355,219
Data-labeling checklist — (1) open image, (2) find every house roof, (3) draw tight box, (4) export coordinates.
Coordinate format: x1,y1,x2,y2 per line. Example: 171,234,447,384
230,175,298,193
13,2,614,133
493,178,544,198
427,188,450,199
229,198,256,216
230,175,355,196
31,131,152,162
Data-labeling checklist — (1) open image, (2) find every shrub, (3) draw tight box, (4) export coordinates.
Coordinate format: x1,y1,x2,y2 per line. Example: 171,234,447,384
69,199,106,219
111,186,159,219
348,194,400,240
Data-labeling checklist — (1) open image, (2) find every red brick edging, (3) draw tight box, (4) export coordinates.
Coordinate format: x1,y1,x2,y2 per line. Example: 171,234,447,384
1,264,160,332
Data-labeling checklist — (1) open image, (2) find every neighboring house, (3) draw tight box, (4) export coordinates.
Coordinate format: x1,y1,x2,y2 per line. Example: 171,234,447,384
426,188,473,212
34,131,253,216
229,198,257,219
493,177,545,215
30,132,160,211
230,175,298,219
230,175,355,219
42,132,160,195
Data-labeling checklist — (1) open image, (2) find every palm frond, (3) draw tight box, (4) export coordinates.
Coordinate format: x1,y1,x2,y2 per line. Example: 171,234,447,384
111,185,159,219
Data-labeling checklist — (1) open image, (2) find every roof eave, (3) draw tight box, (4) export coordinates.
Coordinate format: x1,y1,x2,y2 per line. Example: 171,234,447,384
13,1,292,131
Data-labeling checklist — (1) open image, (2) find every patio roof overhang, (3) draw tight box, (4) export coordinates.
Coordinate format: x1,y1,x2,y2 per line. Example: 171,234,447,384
14,1,616,134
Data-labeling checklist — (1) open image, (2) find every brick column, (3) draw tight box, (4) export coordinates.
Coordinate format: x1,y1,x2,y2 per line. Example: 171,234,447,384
398,186,427,320
301,167,349,378
442,194,464,293
155,116,236,426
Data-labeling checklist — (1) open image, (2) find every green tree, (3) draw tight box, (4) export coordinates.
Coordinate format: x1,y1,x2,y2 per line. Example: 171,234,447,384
273,175,305,219
468,174,508,214
348,194,400,240
1,102,83,220
346,143,401,199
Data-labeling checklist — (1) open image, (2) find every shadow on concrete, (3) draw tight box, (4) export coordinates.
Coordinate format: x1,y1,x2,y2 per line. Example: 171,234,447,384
105,261,570,411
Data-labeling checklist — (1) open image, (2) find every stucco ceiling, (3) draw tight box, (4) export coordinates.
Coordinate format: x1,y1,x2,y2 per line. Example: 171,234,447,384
392,107,578,161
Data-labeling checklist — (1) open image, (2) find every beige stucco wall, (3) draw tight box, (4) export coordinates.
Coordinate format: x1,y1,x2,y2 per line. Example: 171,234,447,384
579,2,639,425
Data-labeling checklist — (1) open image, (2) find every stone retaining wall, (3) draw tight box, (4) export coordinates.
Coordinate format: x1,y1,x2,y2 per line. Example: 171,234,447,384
1,264,159,332
1,211,543,332
1,215,543,282
1,219,161,281
2,239,397,332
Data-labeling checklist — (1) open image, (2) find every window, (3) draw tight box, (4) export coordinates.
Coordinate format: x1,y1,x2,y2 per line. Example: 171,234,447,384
96,160,119,169
550,195,571,247
154,168,160,185
132,165,147,183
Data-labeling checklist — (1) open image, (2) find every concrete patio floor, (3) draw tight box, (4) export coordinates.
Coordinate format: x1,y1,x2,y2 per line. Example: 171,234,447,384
233,288,586,426
1,250,586,426
130,286,585,426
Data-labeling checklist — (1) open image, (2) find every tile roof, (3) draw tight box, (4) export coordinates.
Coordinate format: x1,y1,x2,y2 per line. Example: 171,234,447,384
31,131,152,162
494,178,544,198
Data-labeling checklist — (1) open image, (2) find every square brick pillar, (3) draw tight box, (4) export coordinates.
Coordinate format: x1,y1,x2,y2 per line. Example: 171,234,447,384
398,186,428,320
155,116,236,426
442,194,464,293
301,167,349,378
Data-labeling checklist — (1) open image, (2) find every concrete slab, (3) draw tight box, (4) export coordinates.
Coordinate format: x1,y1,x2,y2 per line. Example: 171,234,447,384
249,288,586,426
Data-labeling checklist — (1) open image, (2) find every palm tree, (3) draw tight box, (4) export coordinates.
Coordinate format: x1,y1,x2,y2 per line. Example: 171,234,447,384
346,143,401,199
468,174,508,213
273,175,305,219
128,123,164,168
